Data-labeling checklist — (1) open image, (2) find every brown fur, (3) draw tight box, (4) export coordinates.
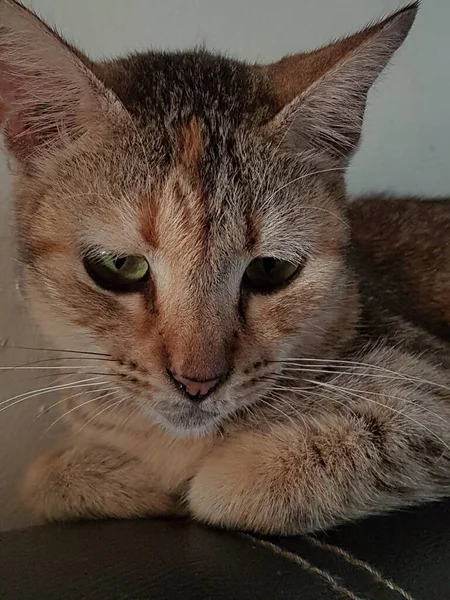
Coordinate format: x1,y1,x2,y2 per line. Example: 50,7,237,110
180,117,204,168
1,1,449,535
349,196,450,337
140,193,160,250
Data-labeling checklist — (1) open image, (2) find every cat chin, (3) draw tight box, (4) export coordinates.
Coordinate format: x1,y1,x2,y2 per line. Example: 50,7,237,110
144,406,222,438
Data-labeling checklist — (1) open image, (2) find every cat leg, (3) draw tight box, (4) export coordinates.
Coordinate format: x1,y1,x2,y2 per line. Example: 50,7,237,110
188,393,450,535
22,444,181,522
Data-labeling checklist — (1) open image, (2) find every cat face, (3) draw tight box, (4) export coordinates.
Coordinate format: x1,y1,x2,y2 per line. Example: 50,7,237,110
19,107,350,434
0,0,417,434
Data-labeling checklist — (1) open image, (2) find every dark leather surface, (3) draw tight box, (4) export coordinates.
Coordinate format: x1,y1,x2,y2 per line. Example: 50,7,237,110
1,500,449,599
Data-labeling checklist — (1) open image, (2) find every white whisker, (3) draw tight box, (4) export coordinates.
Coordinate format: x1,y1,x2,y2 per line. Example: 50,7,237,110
46,389,120,432
0,377,108,412
306,378,450,454
270,384,361,421
279,358,450,394
34,386,120,422
258,395,300,429
75,395,126,434
281,366,418,384
0,366,111,370
3,345,110,357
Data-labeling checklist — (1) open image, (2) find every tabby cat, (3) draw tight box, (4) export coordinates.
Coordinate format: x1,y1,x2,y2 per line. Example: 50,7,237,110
1,0,450,534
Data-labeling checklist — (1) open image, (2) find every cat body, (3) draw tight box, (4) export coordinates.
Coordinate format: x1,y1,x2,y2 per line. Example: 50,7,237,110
0,0,449,534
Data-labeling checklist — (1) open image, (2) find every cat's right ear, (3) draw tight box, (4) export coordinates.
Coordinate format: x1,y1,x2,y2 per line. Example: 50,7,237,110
0,0,124,163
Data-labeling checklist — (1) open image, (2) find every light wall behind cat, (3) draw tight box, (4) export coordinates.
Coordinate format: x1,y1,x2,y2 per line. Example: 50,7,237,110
15,0,450,196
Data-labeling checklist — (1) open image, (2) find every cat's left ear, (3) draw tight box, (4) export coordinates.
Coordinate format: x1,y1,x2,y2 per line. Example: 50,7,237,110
0,0,125,163
263,2,418,164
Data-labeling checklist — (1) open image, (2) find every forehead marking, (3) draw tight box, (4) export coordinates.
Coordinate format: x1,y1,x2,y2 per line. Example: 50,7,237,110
179,117,204,168
140,194,160,249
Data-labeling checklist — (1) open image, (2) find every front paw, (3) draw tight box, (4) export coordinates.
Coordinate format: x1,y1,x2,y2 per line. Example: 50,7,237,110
22,445,182,522
187,428,310,535
187,421,369,535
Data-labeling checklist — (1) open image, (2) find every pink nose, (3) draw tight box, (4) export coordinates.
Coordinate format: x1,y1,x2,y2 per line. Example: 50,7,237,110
169,372,221,399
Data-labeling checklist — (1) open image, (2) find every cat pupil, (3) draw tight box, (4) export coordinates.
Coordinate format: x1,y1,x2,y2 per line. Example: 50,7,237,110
115,257,126,270
263,258,277,273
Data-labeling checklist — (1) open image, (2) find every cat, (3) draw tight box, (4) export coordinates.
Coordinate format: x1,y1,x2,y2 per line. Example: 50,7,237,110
1,0,449,535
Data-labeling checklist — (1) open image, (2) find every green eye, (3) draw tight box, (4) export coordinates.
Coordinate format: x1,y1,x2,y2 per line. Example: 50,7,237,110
84,251,150,293
243,257,301,293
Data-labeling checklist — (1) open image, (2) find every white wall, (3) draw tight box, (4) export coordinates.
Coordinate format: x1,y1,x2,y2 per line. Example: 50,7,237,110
0,0,448,530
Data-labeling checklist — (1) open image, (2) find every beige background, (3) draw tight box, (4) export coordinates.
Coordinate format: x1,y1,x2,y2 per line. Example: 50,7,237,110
1,0,450,531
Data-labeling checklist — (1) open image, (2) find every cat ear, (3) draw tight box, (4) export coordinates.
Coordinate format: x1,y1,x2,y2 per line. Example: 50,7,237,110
264,2,418,164
0,0,122,162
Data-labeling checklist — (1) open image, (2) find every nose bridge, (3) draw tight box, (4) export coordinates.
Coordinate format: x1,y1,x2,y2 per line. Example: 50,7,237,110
163,285,236,380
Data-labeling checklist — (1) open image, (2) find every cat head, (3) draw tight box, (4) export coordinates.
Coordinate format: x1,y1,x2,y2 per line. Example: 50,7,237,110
0,0,417,434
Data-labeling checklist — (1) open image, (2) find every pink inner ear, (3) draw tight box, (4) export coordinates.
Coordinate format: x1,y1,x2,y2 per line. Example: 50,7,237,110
4,110,40,162
0,1,111,164
0,60,72,161
1,110,39,162
0,61,34,159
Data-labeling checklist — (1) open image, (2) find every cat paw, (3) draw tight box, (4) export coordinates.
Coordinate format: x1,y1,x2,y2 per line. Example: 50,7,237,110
22,445,182,522
187,419,378,535
186,429,308,535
